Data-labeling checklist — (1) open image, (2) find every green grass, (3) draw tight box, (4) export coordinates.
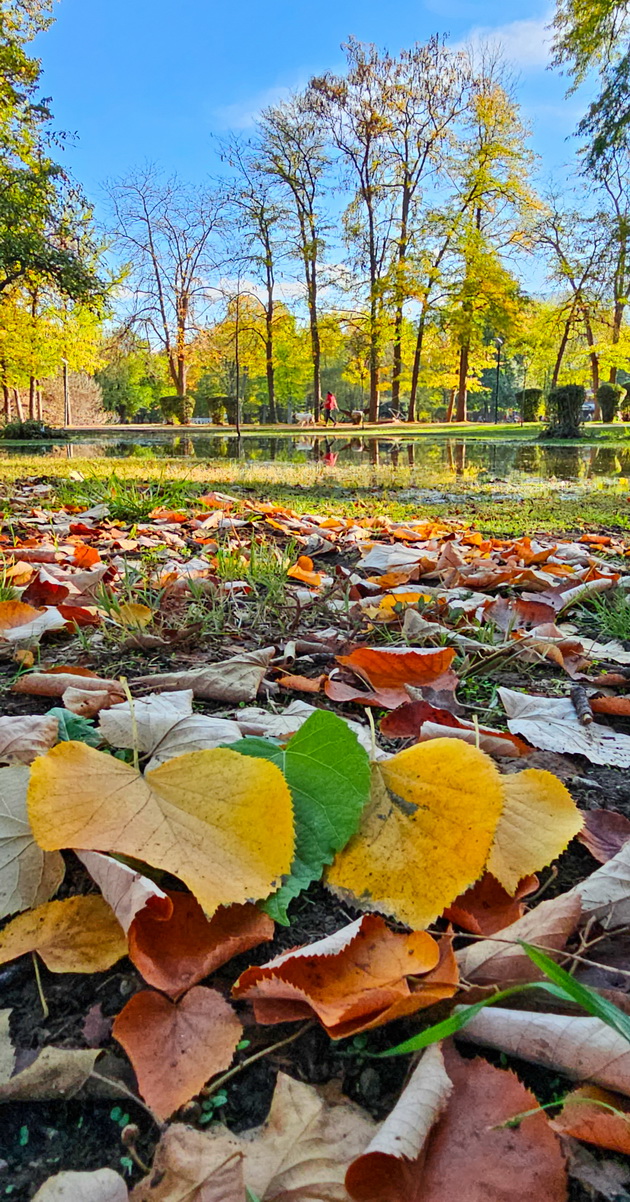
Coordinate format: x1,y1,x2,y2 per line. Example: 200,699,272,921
2,455,630,537
579,589,630,642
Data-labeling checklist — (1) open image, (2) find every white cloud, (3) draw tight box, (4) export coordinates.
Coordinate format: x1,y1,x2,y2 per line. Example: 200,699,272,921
459,13,553,70
213,77,309,131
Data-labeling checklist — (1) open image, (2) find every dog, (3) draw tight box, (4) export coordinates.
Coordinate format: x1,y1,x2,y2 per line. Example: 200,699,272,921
294,411,315,426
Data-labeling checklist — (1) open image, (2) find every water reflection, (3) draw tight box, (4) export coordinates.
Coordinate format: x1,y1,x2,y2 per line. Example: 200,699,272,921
2,430,630,483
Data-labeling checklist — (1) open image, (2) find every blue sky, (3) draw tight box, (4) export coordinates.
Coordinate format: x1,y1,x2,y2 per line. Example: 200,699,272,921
35,0,588,210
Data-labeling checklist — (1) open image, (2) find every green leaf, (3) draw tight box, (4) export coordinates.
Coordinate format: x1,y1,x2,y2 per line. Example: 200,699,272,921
519,941,630,1044
234,710,371,923
48,707,101,748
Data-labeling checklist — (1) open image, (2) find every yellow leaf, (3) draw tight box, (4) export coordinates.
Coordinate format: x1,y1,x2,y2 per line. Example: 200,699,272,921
487,769,583,894
0,895,126,973
327,740,504,929
115,603,153,628
28,743,295,916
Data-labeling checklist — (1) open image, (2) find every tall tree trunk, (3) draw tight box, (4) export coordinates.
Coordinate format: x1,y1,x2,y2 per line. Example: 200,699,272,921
551,318,572,390
456,345,469,422
2,384,10,422
36,388,43,422
583,313,601,417
63,361,71,426
305,232,321,421
368,290,379,423
13,389,24,422
445,388,455,423
392,180,410,414
29,376,36,420
266,330,276,423
408,304,428,423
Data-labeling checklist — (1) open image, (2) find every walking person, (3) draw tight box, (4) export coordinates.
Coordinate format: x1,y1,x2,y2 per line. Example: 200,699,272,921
323,390,338,426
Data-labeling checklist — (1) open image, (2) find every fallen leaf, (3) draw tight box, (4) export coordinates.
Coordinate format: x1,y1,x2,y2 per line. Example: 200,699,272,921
113,986,242,1120
0,600,66,641
0,1043,99,1102
82,1003,113,1049
337,646,455,696
578,810,630,863
114,603,153,628
327,740,504,929
129,892,274,997
381,701,532,758
234,709,371,922
63,687,119,718
0,895,126,972
277,672,325,693
98,690,242,771
456,893,581,985
487,769,582,893
591,695,630,715
0,766,65,920
500,686,630,767
563,1139,630,1202
568,837,630,929
457,1008,630,1098
324,678,410,709
75,851,173,933
346,1044,567,1202
345,1043,453,1201
32,1169,128,1202
236,700,384,759
135,1071,374,1202
444,873,539,936
13,671,124,701
132,647,275,702
74,543,102,568
0,714,58,765
550,1084,630,1154
234,914,457,1038
28,742,295,917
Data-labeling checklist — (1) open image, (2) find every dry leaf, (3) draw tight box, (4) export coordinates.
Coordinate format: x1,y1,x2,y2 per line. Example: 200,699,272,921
550,1085,630,1154
63,688,118,718
327,741,504,929
233,915,457,1038
0,895,126,973
0,600,66,641
235,700,384,759
500,687,630,767
0,1045,99,1102
563,1139,630,1201
337,646,455,695
0,714,58,765
132,647,275,702
32,1169,129,1202
456,893,581,985
346,1044,567,1202
28,742,295,917
115,603,153,628
129,891,274,997
13,671,124,701
591,695,630,716
98,690,242,770
568,838,630,929
457,1009,630,1097
578,810,630,863
75,851,172,934
444,872,539,936
487,769,582,893
113,986,242,1120
132,1073,375,1201
381,701,531,758
0,765,65,919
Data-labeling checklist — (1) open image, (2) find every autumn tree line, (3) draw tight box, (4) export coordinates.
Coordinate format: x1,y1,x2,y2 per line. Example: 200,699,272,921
1,0,630,428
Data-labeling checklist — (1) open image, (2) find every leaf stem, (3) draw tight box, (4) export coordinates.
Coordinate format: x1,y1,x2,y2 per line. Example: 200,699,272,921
202,1022,313,1098
89,1070,162,1129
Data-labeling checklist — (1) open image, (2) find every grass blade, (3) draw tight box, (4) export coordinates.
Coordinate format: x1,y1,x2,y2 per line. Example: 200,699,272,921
519,941,630,1044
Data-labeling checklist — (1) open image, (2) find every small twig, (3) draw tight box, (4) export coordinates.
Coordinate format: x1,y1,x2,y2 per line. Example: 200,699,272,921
202,1022,313,1099
31,952,48,1020
90,1070,162,1128
526,866,558,903
119,676,140,771
571,684,594,726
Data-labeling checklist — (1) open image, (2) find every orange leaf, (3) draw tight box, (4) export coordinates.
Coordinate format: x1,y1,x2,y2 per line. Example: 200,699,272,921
444,872,539,935
337,646,455,692
287,558,322,587
324,678,407,709
148,508,189,522
591,696,630,716
233,914,457,1039
73,544,101,568
550,1085,630,1154
113,986,242,1120
129,892,274,997
0,601,46,635
345,1044,567,1202
277,673,325,694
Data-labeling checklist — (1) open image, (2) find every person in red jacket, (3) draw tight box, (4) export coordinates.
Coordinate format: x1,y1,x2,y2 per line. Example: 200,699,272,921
323,391,338,425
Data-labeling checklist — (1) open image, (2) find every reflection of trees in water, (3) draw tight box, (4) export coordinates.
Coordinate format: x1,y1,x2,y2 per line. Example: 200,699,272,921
407,443,415,467
590,446,622,476
539,446,583,479
513,444,541,473
445,440,466,475
370,441,379,466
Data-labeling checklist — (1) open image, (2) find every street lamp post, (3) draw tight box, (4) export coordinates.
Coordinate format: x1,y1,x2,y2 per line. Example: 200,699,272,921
493,338,504,425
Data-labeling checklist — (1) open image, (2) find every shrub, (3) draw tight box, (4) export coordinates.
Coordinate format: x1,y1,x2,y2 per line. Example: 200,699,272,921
515,388,544,422
0,419,58,440
597,381,625,423
541,384,585,439
159,395,195,424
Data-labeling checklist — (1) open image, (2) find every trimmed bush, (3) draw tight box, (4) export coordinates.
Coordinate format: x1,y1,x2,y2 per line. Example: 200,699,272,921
597,382,625,423
541,384,585,439
0,419,58,440
515,388,544,422
159,395,195,425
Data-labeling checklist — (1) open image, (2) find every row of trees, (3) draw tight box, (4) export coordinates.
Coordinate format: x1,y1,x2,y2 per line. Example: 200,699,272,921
2,4,629,426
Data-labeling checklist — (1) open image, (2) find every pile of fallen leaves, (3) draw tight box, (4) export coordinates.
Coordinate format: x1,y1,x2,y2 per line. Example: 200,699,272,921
3,480,630,1199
